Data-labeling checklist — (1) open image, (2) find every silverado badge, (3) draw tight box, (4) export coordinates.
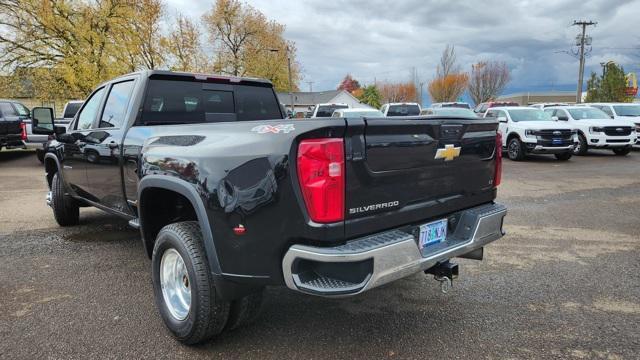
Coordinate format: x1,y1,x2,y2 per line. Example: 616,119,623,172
434,144,461,161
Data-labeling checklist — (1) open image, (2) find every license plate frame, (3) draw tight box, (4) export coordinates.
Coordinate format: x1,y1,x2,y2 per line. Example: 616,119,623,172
418,218,448,250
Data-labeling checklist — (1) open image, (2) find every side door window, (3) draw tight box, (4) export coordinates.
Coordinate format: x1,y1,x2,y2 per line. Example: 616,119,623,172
13,103,30,117
555,109,568,120
76,87,106,130
485,109,497,118
98,80,135,129
599,106,613,117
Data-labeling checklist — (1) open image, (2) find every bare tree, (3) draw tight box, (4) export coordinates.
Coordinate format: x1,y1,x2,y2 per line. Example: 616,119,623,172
467,61,510,105
428,45,468,102
437,44,459,78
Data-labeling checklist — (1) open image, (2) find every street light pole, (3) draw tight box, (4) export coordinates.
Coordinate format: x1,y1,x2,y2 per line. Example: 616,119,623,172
266,47,294,117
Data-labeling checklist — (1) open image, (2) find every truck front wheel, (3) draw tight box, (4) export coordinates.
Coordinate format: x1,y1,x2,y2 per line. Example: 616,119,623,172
573,134,588,155
51,172,79,226
152,221,230,345
507,137,525,161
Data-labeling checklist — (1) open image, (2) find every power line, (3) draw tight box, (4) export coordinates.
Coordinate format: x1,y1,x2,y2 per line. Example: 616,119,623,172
305,81,314,92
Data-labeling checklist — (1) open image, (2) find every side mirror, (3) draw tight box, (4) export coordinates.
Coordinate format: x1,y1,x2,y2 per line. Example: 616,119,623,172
558,116,568,121
497,116,507,123
551,116,559,121
31,107,55,135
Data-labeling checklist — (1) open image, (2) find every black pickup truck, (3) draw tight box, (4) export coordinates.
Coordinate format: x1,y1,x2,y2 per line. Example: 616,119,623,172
0,99,28,151
32,70,507,345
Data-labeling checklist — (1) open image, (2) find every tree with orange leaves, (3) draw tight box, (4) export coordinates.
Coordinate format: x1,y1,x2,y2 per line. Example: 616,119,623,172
428,45,469,102
379,82,418,103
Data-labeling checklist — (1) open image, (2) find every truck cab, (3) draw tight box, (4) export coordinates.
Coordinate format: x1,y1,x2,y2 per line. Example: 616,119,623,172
486,107,576,161
544,106,637,156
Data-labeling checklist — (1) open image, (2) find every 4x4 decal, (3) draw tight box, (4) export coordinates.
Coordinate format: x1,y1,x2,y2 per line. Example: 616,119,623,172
251,124,295,134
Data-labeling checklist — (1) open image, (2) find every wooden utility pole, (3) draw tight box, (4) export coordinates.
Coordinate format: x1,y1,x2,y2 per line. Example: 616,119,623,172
573,20,597,103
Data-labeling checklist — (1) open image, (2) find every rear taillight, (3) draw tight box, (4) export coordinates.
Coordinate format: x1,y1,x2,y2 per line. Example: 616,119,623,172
297,138,345,223
19,122,27,141
494,132,502,187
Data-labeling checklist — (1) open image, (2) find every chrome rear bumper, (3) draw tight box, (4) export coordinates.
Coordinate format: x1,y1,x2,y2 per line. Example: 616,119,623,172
282,203,507,297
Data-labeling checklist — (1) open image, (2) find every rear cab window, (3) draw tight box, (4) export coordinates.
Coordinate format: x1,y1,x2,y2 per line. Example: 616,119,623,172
140,76,282,125
0,102,18,117
387,104,421,116
315,104,348,117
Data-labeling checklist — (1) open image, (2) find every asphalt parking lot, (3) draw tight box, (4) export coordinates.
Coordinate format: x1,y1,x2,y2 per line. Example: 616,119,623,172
1,149,639,359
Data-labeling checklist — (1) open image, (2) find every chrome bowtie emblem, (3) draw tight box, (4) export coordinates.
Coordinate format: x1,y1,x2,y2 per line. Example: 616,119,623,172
435,144,461,161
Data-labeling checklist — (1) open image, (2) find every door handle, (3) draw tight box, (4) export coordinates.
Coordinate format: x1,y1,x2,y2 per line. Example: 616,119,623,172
108,142,118,149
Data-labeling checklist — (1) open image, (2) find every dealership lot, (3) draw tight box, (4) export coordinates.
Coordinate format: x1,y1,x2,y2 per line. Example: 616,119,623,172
1,150,639,359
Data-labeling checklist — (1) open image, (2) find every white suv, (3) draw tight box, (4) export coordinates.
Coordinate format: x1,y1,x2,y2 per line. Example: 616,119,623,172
583,103,640,146
380,103,421,117
486,107,576,161
544,106,636,156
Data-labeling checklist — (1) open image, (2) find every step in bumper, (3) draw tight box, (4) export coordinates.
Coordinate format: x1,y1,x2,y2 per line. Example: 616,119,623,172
282,202,507,297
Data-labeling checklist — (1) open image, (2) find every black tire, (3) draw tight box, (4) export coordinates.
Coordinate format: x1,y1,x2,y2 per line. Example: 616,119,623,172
152,221,230,345
86,150,99,163
612,147,631,156
51,172,79,226
507,137,525,161
225,289,265,331
573,134,588,155
36,149,44,164
554,152,572,161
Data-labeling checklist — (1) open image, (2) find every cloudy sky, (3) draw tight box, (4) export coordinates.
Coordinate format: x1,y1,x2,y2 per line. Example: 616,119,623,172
166,0,640,97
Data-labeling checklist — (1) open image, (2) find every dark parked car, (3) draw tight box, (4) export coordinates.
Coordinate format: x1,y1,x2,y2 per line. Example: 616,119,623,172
0,99,28,151
34,70,506,345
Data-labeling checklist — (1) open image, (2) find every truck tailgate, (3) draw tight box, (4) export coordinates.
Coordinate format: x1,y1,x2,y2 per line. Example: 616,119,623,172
344,117,499,238
0,118,22,136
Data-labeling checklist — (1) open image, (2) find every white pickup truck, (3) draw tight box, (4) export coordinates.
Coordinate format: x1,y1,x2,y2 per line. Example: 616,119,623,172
485,106,576,161
584,103,640,147
544,106,636,156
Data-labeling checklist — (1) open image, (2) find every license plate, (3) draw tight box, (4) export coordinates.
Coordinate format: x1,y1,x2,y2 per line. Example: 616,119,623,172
552,138,563,145
419,219,448,250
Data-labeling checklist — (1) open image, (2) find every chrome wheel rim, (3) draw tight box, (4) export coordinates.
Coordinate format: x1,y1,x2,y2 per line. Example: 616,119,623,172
160,248,191,321
508,141,519,159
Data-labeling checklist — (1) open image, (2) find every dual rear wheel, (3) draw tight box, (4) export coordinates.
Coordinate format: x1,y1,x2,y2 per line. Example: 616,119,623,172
151,221,264,345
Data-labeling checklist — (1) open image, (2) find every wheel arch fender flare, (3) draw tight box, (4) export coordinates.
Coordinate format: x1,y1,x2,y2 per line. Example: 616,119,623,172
138,175,222,275
43,153,63,189
506,132,522,142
